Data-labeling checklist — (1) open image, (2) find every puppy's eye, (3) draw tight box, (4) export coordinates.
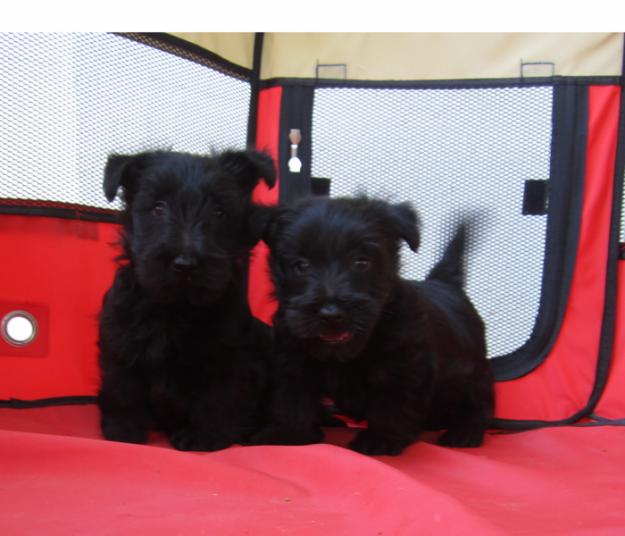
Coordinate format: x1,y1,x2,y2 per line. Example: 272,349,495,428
293,259,310,274
214,206,226,220
151,201,167,217
353,257,371,271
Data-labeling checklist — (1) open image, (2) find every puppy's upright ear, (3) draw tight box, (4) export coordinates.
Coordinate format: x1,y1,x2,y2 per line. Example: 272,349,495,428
103,153,148,204
217,150,276,194
386,201,421,252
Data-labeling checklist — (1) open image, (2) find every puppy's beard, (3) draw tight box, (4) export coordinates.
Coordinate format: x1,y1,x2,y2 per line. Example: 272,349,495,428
134,259,233,305
310,331,372,362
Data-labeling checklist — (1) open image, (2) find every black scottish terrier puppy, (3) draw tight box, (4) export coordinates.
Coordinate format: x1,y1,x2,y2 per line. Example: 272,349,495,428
254,196,494,455
97,149,275,451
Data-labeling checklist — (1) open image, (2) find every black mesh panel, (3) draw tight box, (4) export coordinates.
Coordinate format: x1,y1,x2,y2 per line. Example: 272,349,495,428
311,86,553,358
0,33,251,212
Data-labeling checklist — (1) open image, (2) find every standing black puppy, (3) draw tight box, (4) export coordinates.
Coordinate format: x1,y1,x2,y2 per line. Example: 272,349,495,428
254,196,494,456
98,149,275,451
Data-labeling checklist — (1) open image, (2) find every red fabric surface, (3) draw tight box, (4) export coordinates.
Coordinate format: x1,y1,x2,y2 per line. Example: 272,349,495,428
495,85,622,421
0,216,118,399
1,406,624,535
594,260,625,419
249,86,282,325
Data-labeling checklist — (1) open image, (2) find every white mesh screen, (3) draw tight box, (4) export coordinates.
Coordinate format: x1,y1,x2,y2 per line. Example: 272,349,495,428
0,33,251,210
312,86,553,358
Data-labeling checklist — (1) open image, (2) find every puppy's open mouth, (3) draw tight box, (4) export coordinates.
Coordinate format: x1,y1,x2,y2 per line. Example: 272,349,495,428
319,331,353,345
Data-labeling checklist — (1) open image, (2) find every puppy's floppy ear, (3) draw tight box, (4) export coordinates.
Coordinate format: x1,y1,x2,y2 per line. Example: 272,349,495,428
256,205,295,250
243,203,278,247
385,201,421,252
217,149,276,193
103,153,148,203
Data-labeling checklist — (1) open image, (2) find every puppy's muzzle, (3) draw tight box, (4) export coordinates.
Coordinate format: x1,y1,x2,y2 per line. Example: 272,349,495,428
318,304,353,344
172,254,198,274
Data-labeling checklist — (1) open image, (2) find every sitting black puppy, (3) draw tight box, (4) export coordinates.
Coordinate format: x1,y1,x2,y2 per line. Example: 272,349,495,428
97,149,275,451
254,196,494,455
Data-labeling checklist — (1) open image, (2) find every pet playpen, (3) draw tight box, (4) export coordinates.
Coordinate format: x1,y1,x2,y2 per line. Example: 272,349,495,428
1,32,624,534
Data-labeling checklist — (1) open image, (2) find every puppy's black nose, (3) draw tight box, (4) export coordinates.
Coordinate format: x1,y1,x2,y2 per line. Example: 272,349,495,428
319,304,345,324
172,255,198,273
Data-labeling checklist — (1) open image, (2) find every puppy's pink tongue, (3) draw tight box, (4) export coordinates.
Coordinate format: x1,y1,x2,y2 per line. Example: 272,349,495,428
320,332,353,344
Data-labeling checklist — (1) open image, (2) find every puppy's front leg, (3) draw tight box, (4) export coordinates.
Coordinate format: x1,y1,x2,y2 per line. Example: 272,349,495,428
349,374,430,456
349,406,426,456
98,363,151,445
349,412,422,456
253,352,323,446
168,412,236,452
168,383,264,452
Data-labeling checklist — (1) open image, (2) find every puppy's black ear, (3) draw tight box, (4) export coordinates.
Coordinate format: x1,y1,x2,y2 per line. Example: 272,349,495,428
257,205,296,250
259,206,287,250
386,201,421,252
103,153,147,203
217,150,276,194
243,204,278,247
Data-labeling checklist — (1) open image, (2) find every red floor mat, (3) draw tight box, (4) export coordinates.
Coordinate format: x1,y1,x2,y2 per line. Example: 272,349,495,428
1,406,624,535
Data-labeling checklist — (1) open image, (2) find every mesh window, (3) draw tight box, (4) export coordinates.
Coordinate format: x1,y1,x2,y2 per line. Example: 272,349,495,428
0,33,251,211
312,86,553,358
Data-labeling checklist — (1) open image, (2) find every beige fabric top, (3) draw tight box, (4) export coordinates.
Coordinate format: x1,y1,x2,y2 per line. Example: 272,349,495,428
173,33,623,81
171,32,255,70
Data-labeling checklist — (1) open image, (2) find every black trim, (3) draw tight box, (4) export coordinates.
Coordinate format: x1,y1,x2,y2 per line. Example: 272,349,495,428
0,396,96,409
0,202,119,224
247,33,265,148
117,33,251,81
491,85,589,380
278,86,315,203
261,75,623,91
585,414,625,426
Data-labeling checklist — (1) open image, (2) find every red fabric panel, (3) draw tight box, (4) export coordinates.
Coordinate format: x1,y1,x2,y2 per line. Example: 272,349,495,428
0,216,118,399
2,406,625,534
594,260,625,418
495,85,621,420
249,87,282,325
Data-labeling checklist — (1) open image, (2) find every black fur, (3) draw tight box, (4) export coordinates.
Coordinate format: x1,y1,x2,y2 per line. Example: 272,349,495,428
97,149,275,451
254,196,494,455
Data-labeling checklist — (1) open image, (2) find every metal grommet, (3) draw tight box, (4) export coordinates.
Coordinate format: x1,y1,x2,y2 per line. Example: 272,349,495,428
1,310,38,347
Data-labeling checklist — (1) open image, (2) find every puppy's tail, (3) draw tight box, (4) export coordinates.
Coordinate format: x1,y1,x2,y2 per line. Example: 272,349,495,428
426,215,480,288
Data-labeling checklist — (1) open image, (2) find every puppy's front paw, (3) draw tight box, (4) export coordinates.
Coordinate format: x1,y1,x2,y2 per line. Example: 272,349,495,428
437,426,485,448
169,428,233,452
349,430,408,456
101,416,149,445
251,426,323,446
